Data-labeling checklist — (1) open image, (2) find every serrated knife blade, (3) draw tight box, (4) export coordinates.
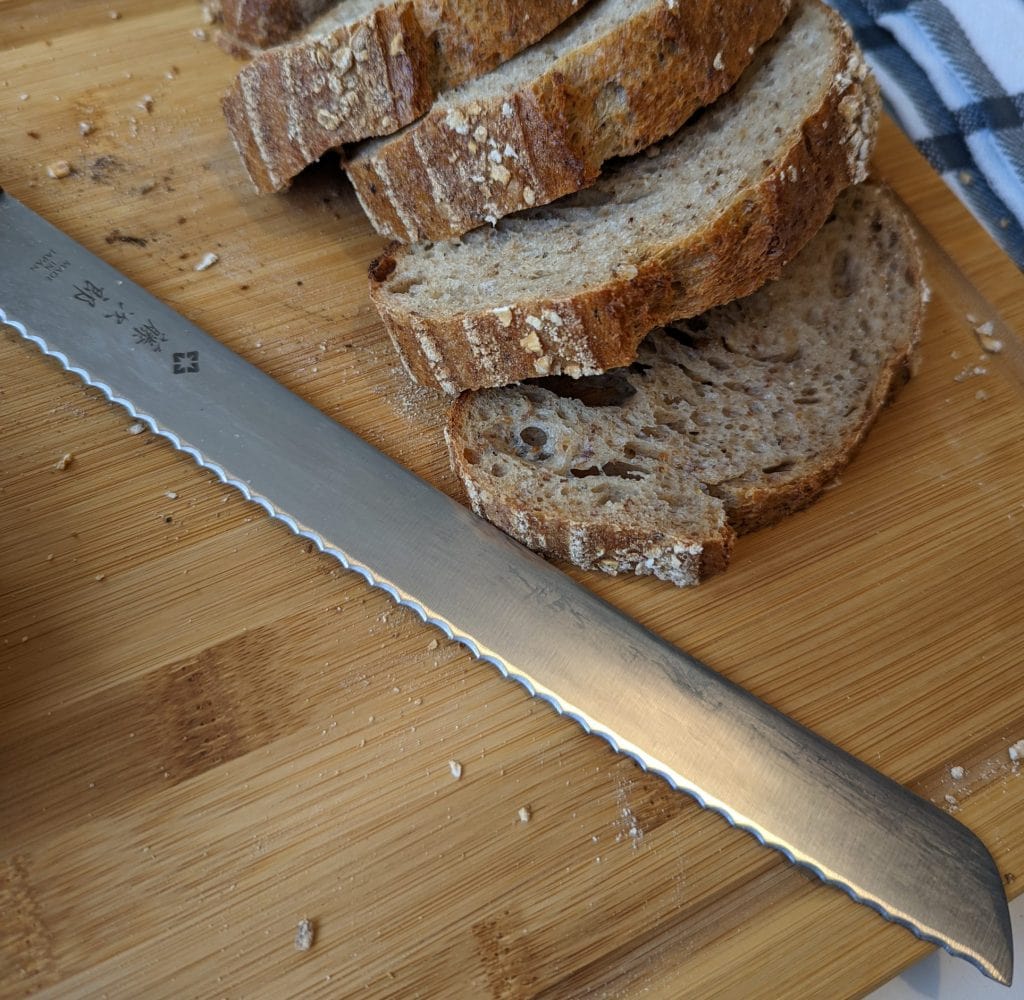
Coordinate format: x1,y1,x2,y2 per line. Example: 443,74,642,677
0,189,1012,986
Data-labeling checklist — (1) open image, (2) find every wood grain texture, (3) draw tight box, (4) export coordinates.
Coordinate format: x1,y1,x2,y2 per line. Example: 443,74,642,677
1,6,1023,998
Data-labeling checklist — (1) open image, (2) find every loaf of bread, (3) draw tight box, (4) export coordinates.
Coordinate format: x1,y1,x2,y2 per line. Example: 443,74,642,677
369,0,879,395
348,0,792,241
223,0,593,193
445,183,924,587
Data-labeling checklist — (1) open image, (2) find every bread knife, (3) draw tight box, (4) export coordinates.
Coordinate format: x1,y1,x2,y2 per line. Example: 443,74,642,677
0,188,1012,986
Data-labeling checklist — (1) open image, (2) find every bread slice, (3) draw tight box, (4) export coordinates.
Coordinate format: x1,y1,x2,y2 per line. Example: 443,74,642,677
222,0,592,193
445,184,924,587
369,0,879,395
210,0,336,55
347,0,793,242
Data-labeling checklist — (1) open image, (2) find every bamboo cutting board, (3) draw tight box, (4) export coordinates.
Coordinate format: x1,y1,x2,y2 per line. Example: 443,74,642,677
2,4,1024,997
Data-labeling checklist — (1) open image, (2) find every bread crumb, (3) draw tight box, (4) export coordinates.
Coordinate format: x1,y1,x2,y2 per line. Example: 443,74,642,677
1009,740,1024,764
448,759,463,780
953,364,987,383
54,452,74,471
47,160,72,179
971,320,1003,354
94,573,106,582
79,121,94,136
950,766,965,780
164,491,178,500
138,95,154,113
195,251,219,271
713,51,725,71
518,805,532,823
192,27,208,40
295,919,314,951
127,421,145,435
944,793,959,811
975,389,989,401
108,9,121,19
427,638,438,650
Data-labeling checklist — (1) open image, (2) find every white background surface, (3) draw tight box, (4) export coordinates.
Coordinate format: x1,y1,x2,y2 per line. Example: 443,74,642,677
869,893,1024,999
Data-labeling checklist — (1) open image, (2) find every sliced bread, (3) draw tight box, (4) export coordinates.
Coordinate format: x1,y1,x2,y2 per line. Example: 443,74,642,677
369,0,879,394
347,0,793,242
211,0,336,55
445,183,925,588
223,0,592,193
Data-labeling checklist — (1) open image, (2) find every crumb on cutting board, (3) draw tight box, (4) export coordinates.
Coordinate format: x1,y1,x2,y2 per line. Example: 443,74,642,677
950,766,965,781
54,452,73,471
448,759,462,780
295,918,314,952
127,421,145,435
195,251,219,272
47,160,72,180
518,805,532,824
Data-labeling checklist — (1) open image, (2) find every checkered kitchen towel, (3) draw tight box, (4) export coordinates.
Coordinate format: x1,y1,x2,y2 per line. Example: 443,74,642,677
826,0,1024,268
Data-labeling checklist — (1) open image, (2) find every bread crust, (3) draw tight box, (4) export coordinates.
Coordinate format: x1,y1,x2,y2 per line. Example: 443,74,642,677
222,0,592,193
369,2,879,394
223,4,434,193
348,0,792,242
215,0,335,51
444,183,925,587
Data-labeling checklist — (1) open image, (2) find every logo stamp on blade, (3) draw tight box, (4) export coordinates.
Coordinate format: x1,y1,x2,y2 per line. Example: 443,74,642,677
173,350,200,374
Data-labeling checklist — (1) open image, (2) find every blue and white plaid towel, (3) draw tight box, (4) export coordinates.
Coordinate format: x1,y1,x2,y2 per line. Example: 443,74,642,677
826,0,1024,269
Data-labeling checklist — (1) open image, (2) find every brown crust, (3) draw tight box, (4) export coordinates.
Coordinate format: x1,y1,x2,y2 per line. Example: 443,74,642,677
444,184,926,587
216,0,335,50
369,2,880,394
221,0,592,194
348,0,793,242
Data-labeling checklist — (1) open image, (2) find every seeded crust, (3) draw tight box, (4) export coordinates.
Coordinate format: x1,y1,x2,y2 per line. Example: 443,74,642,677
369,0,879,394
222,0,592,193
445,184,925,588
347,0,793,242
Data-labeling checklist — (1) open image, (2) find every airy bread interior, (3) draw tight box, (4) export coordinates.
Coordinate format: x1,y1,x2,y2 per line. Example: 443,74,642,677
446,184,924,586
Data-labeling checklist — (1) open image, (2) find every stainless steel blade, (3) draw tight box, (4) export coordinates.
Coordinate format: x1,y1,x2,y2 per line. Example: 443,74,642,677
0,189,1012,985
